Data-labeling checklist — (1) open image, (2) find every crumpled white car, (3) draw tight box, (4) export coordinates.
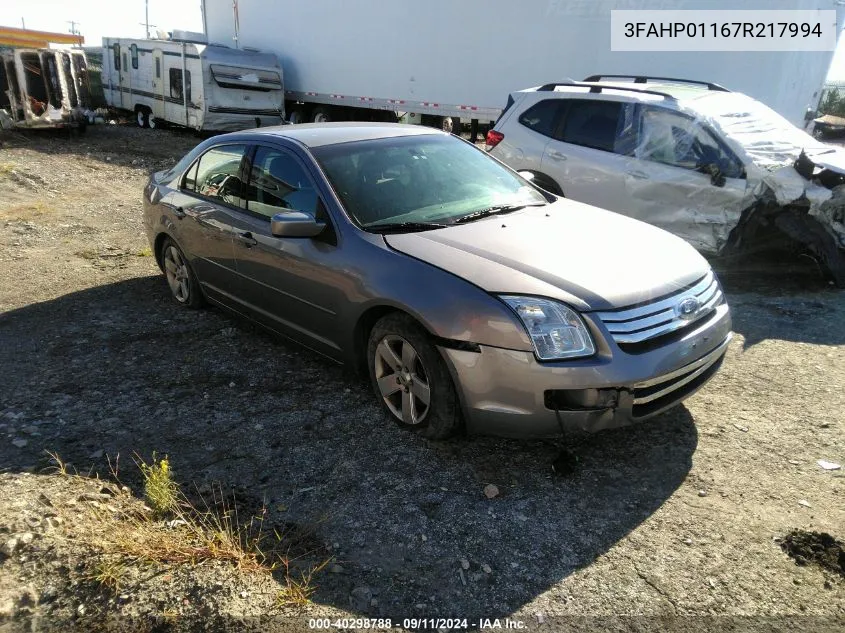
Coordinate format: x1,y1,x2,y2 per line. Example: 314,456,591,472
487,75,845,285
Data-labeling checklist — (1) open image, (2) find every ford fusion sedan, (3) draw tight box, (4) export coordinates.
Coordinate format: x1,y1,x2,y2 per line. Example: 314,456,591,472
142,123,731,439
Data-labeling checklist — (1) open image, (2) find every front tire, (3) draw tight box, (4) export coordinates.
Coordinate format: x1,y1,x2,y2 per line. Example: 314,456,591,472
136,108,148,128
160,237,203,308
367,313,462,440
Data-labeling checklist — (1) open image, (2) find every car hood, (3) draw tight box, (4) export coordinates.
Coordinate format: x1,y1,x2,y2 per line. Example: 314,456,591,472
384,200,711,312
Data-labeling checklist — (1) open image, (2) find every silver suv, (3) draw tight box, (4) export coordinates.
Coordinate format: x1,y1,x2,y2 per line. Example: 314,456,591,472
487,76,845,285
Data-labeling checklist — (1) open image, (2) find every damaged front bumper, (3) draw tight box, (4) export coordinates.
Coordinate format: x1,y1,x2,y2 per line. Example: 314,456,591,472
440,304,732,438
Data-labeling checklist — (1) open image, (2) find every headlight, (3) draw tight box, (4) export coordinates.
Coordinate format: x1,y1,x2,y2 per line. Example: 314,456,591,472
500,296,595,361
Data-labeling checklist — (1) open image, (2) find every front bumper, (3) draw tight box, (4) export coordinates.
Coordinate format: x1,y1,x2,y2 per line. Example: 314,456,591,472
440,304,732,438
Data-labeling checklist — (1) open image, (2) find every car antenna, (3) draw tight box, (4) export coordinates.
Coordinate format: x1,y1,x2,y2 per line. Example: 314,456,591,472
551,407,579,476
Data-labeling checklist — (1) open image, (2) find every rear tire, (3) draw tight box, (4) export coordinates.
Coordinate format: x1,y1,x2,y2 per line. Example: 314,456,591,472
312,106,332,124
530,173,564,197
367,313,462,440
136,108,148,128
160,237,204,308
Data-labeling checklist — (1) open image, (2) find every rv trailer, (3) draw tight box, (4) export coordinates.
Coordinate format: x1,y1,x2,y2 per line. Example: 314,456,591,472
101,34,285,132
0,47,90,131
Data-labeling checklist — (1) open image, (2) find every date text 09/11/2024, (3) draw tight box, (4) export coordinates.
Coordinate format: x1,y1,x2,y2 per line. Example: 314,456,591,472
308,618,526,630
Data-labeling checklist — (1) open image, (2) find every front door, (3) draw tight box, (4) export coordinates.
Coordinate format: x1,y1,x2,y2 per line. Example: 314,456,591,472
227,144,344,358
165,143,248,301
622,105,751,253
152,49,165,119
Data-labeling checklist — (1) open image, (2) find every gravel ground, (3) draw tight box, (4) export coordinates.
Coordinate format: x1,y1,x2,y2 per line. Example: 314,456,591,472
0,124,843,632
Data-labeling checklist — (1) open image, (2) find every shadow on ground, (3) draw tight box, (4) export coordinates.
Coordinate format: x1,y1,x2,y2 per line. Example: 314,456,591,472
2,275,699,619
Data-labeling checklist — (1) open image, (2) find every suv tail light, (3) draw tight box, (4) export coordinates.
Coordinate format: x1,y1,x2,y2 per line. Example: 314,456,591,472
486,130,504,150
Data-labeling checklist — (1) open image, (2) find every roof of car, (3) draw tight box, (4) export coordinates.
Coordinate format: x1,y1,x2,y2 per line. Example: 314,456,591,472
247,122,444,148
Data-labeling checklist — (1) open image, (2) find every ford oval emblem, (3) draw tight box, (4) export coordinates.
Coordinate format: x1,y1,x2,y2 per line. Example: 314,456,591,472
676,297,701,320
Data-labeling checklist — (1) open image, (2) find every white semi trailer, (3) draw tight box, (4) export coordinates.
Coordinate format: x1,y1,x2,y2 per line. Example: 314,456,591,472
201,0,845,132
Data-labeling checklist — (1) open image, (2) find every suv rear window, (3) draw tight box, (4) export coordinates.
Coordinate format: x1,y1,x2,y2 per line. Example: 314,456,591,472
560,100,623,153
518,100,564,138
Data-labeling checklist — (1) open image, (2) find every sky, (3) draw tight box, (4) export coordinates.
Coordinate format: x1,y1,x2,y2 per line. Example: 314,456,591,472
4,0,845,80
3,0,204,44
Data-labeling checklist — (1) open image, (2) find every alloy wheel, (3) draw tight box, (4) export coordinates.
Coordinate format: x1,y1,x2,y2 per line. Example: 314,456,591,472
373,334,431,425
163,245,191,303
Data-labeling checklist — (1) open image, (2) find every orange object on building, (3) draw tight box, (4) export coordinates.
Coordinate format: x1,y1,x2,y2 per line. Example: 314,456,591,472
0,25,84,49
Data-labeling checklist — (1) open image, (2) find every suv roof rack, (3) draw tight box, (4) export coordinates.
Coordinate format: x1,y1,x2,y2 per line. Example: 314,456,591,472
583,75,730,92
537,80,676,100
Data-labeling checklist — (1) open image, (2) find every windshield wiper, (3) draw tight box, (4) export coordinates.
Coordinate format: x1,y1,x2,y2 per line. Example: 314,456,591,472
453,203,542,224
365,221,450,234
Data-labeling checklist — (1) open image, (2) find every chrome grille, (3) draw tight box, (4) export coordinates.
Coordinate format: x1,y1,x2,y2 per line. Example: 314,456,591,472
595,271,723,345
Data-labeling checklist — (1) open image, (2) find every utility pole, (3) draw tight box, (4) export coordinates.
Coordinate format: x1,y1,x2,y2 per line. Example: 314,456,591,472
66,20,81,46
140,0,158,38
21,17,25,29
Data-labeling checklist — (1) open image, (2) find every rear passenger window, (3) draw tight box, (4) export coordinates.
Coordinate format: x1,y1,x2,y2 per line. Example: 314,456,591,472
560,100,623,153
186,144,248,207
518,100,564,138
245,147,318,219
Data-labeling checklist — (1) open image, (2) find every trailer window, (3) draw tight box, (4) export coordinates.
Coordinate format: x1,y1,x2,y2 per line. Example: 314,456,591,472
185,70,192,103
122,53,128,73
112,43,120,71
209,64,281,92
169,68,183,100
155,58,160,79
130,44,138,70
245,147,318,219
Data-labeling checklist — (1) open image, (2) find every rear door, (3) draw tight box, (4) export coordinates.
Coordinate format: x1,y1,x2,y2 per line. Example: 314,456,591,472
164,143,246,302
621,105,750,253
540,98,633,211
226,144,345,358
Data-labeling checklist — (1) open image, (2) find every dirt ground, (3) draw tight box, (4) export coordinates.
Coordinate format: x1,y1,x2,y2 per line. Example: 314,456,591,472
0,124,843,632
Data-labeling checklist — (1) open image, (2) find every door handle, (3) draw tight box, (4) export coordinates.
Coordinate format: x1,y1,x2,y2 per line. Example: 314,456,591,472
627,170,649,180
547,150,567,161
236,232,258,247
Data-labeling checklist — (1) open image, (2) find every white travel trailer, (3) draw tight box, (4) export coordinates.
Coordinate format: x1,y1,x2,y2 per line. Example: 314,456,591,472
101,34,285,132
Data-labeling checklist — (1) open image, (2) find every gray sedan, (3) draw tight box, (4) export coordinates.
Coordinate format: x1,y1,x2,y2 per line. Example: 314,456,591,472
143,123,731,439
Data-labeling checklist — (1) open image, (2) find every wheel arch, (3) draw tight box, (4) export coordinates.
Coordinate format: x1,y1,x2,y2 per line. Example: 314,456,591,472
521,170,564,197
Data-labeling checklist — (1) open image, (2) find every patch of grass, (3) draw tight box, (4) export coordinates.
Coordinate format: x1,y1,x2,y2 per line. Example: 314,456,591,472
276,558,330,607
87,557,127,593
137,453,178,517
0,200,51,220
137,246,153,257
47,451,329,608
75,249,100,260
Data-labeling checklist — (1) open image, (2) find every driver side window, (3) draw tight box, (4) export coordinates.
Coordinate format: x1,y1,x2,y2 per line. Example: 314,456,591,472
183,144,248,208
636,107,743,179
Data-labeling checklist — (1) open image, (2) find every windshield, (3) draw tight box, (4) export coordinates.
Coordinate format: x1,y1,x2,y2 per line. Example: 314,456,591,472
311,134,547,229
691,92,830,169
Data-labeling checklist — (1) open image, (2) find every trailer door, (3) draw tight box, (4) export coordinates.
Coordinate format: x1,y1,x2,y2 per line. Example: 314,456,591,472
152,49,165,120
119,45,131,108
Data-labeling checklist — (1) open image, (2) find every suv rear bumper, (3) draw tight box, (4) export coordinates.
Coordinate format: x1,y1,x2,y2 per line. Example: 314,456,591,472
440,304,731,438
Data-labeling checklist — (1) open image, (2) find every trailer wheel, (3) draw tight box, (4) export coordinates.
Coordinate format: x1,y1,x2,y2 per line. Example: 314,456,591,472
287,107,306,124
136,108,148,128
148,113,157,129
312,107,332,124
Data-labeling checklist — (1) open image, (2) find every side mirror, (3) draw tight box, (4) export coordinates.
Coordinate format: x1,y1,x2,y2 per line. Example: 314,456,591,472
270,211,326,238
